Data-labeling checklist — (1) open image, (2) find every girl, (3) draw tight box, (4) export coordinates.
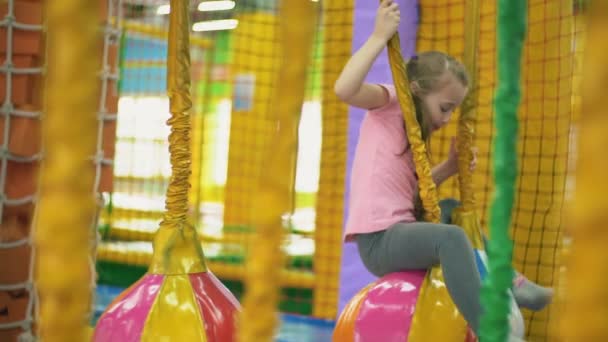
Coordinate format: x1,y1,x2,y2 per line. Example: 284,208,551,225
336,0,552,339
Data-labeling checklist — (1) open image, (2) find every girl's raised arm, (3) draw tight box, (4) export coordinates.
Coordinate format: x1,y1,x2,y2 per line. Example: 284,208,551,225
333,0,400,110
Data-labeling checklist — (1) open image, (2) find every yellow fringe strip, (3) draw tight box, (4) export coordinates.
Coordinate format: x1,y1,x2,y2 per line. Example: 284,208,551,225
561,2,608,340
35,0,100,340
238,1,319,341
148,0,206,275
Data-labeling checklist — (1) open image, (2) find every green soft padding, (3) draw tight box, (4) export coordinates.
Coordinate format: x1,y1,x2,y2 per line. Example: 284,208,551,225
222,224,254,234
479,0,525,341
97,260,147,287
207,252,313,269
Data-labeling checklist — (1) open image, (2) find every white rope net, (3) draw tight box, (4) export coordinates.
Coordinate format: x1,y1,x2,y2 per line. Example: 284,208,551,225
0,1,122,340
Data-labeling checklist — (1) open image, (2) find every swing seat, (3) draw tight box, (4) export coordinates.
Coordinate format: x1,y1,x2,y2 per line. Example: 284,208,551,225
333,246,525,342
333,268,477,342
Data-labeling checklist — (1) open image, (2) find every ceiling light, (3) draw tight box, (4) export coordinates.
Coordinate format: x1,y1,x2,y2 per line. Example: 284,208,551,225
198,1,235,12
192,19,238,32
158,1,235,15
156,4,170,15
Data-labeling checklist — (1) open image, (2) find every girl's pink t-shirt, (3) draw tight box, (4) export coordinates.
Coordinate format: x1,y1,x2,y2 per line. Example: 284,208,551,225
344,84,417,242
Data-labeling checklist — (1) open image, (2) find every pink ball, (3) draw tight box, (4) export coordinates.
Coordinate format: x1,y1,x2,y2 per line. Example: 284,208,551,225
334,271,426,341
93,272,239,341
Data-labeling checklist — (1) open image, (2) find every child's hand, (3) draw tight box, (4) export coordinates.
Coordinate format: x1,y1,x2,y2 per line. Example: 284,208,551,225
373,0,400,42
447,137,478,174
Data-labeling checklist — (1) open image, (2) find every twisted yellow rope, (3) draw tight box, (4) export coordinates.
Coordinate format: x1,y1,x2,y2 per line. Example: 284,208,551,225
452,0,484,250
562,2,608,339
148,0,206,275
381,2,469,340
35,1,100,340
384,9,440,233
457,0,480,212
238,1,318,340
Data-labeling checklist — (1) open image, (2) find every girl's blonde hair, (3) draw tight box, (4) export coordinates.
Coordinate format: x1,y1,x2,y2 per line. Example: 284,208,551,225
405,51,469,221
406,51,469,144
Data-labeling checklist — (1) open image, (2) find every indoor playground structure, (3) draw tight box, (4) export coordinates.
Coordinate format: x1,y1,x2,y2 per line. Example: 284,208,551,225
0,0,606,341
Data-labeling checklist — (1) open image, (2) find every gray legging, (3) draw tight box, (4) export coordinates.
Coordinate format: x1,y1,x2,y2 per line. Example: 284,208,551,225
355,198,482,334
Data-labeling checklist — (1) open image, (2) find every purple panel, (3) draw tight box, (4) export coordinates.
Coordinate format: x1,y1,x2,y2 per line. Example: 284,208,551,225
338,0,419,315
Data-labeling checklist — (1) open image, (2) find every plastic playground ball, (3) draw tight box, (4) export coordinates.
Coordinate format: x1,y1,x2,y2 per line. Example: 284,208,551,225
93,271,239,341
333,249,525,341
334,271,428,341
333,271,477,342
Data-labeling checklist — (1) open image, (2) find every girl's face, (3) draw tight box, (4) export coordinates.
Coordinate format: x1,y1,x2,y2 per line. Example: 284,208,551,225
415,72,468,132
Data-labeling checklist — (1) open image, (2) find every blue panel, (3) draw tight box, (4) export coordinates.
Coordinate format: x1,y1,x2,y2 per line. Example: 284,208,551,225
119,36,168,94
125,36,167,61
276,314,335,342
121,67,166,94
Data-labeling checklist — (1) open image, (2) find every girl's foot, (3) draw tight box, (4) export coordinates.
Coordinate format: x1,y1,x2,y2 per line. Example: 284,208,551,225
512,274,554,311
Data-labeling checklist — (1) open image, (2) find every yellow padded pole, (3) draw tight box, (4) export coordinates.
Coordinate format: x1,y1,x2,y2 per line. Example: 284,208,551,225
238,1,318,340
312,0,352,320
35,0,100,340
561,2,608,340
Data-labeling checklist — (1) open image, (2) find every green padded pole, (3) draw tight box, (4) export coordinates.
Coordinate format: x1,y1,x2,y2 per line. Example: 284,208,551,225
479,0,527,341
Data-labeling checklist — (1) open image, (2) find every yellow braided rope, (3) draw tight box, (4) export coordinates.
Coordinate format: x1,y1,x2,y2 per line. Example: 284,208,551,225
452,0,484,250
561,2,608,339
148,0,206,275
458,0,480,212
35,0,100,340
383,7,440,236
381,2,468,340
238,1,318,340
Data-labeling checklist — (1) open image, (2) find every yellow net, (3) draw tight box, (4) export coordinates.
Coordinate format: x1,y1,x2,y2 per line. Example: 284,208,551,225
85,3,584,340
238,2,319,339
96,0,213,268
418,1,578,340
0,0,119,340
313,0,352,320
95,0,352,321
